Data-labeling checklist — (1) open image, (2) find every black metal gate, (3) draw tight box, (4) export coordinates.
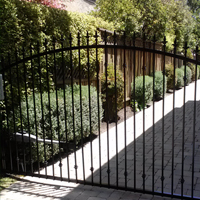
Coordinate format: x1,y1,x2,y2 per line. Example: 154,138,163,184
1,31,200,199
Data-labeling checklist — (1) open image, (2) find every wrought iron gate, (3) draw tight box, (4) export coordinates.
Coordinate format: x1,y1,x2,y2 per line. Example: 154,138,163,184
1,31,200,199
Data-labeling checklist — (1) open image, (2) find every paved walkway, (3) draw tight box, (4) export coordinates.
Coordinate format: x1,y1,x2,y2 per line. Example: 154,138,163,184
0,176,184,200
1,80,200,200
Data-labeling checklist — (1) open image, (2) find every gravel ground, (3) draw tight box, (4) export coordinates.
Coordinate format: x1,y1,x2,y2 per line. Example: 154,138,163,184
60,0,95,13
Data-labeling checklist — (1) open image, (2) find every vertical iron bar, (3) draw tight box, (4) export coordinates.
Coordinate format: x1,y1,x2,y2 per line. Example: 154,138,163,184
1,57,13,171
142,34,146,192
104,30,110,186
161,36,167,194
8,53,19,172
171,39,177,197
94,31,101,186
37,41,47,176
133,33,136,190
123,32,127,189
61,35,70,180
86,31,93,185
181,42,187,197
44,39,55,178
22,46,33,173
30,45,40,174
0,83,4,171
78,32,85,183
114,31,118,188
53,36,63,180
15,49,26,172
69,33,78,182
152,35,156,194
191,46,198,198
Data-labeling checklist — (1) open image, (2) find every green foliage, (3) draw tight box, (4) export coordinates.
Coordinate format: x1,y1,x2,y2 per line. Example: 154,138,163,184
187,0,200,45
130,100,140,112
92,0,195,47
100,64,124,122
131,76,153,110
91,0,141,35
0,0,114,65
198,65,200,79
188,64,199,81
151,71,167,100
0,0,113,115
165,0,195,50
0,0,114,54
92,0,167,39
165,64,177,90
6,85,103,163
0,175,19,191
181,66,192,85
175,68,184,89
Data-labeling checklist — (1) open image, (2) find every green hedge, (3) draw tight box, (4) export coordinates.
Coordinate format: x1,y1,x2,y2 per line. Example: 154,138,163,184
180,66,192,85
6,85,103,163
100,64,124,122
131,76,153,110
152,71,167,100
189,65,200,81
198,66,200,79
165,64,177,90
0,0,114,56
0,0,114,111
175,68,184,89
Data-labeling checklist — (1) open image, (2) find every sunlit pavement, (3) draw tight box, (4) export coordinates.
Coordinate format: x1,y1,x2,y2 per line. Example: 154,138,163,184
1,80,200,200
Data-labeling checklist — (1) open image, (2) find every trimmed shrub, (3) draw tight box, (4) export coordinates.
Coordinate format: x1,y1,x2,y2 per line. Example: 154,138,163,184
198,65,200,79
6,85,103,163
101,64,124,123
188,65,199,81
131,76,153,110
175,68,184,89
130,100,140,112
165,64,177,90
180,66,192,85
0,0,114,112
0,0,114,57
151,71,167,100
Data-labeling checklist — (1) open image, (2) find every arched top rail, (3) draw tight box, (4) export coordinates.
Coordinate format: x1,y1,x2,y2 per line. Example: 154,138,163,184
1,44,199,73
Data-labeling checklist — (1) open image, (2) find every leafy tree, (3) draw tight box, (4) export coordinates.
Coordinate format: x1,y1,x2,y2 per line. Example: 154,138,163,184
187,0,200,44
92,0,167,39
187,0,200,13
135,0,168,39
165,0,195,50
91,0,141,34
92,0,196,50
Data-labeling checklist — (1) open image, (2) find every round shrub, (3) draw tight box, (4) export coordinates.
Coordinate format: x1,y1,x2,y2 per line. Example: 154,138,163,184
101,64,124,123
131,76,153,110
181,66,192,85
151,71,167,100
189,65,199,81
175,68,184,89
189,64,195,81
7,85,103,163
198,66,200,79
165,64,177,90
